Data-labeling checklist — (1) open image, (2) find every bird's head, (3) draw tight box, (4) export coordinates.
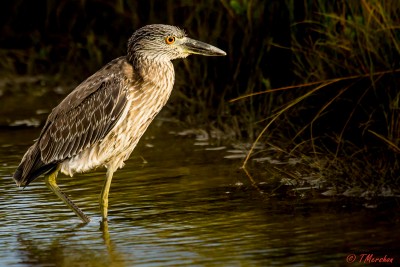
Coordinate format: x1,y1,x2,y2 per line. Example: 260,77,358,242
127,24,226,62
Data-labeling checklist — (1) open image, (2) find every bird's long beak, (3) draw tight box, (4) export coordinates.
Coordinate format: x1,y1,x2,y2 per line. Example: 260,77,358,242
182,37,226,56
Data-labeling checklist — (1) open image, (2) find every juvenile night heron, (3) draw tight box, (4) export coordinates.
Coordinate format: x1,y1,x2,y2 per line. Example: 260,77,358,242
13,24,226,223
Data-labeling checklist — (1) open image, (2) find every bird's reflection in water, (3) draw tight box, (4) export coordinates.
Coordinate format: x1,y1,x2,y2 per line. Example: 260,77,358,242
100,220,127,266
16,222,127,267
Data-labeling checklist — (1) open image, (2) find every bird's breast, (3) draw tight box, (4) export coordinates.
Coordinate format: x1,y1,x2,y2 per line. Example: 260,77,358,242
100,78,174,168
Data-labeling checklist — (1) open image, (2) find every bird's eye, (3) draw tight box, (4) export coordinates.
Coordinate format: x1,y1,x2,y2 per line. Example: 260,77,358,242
165,36,176,45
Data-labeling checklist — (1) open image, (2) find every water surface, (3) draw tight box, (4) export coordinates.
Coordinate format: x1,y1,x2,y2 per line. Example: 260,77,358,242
0,123,399,266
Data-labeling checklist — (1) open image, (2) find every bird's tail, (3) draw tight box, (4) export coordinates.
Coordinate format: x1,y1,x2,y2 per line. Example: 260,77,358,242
13,143,58,187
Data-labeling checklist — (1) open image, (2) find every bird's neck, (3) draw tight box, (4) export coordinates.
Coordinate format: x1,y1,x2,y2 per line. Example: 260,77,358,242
129,55,175,89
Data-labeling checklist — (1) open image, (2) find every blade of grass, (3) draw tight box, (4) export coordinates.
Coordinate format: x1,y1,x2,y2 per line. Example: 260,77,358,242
368,130,400,153
230,69,400,103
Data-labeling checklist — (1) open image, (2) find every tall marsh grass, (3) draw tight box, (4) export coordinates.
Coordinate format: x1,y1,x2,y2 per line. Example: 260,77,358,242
238,0,400,193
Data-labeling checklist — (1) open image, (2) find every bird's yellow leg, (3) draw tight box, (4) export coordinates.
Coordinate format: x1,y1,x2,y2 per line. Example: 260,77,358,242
100,168,114,221
45,169,90,223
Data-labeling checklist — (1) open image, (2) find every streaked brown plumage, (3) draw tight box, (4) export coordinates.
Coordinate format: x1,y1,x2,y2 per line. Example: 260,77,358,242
13,24,226,223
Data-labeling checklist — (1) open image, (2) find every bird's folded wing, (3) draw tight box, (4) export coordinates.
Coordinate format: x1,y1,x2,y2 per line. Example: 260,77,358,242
39,78,128,163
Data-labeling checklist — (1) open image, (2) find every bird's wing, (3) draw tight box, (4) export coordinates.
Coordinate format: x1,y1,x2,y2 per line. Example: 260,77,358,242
38,60,129,163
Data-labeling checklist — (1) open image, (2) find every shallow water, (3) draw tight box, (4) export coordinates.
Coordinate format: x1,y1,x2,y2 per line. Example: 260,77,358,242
1,122,399,266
